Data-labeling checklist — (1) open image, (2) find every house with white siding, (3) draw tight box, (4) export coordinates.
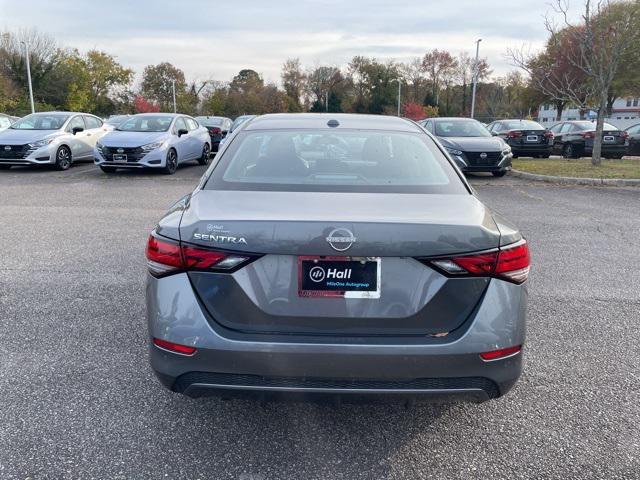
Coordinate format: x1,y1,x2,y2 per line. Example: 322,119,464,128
537,97,640,130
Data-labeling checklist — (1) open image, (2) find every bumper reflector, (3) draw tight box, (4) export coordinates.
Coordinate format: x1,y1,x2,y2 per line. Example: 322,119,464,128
153,338,197,356
480,345,522,361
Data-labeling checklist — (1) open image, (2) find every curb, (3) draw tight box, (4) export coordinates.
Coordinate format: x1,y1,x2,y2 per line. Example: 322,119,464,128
509,169,640,187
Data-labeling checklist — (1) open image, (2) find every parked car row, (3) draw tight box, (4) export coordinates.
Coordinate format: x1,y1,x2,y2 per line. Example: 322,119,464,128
0,111,222,174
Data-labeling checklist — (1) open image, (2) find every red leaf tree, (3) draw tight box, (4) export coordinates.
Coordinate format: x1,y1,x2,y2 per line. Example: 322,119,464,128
134,95,160,113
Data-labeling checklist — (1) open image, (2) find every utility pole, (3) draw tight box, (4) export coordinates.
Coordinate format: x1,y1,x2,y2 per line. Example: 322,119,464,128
325,91,329,112
470,38,482,119
171,79,177,113
396,80,402,116
21,41,35,114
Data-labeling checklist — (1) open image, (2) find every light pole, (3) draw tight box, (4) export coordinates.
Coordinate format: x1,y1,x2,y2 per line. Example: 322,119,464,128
393,79,402,116
470,38,482,119
171,79,177,113
20,41,35,114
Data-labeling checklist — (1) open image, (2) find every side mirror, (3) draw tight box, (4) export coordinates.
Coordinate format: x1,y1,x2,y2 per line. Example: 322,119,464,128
72,127,84,135
491,131,499,136
178,129,188,137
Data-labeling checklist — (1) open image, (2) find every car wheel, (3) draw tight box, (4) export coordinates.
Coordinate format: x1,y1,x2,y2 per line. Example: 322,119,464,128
539,154,551,159
0,165,11,170
162,149,178,175
54,146,72,170
563,143,578,159
100,166,117,173
607,155,624,160
512,154,519,159
492,170,507,177
198,143,211,166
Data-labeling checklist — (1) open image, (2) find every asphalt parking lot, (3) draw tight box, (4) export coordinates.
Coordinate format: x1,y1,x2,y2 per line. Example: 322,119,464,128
0,161,639,480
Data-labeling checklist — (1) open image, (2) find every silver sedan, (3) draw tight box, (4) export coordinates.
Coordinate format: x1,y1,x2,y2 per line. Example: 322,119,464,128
0,111,107,170
94,113,211,174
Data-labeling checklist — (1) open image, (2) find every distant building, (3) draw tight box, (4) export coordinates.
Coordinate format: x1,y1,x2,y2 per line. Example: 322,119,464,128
537,97,640,129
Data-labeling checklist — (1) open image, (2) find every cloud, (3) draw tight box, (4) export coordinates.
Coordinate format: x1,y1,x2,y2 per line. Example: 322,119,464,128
0,0,580,84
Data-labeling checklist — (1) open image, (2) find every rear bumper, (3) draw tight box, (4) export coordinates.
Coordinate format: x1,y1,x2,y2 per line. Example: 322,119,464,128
584,145,627,156
146,273,527,402
511,144,553,156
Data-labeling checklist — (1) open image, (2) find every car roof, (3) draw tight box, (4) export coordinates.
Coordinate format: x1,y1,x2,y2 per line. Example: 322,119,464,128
196,115,228,120
244,113,423,133
494,119,541,123
130,113,178,117
429,117,479,122
27,111,97,116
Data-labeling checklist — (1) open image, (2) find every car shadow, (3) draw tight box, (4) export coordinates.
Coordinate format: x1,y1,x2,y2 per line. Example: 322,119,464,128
159,393,458,477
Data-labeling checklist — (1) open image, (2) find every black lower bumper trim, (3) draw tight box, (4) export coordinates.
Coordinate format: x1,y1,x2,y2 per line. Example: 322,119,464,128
173,372,500,400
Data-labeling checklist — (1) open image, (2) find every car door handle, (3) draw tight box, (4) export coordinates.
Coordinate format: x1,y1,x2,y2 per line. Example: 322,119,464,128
86,133,92,136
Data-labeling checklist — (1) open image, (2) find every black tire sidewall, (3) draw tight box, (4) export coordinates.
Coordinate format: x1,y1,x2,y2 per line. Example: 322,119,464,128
55,146,72,170
199,144,210,165
163,149,177,174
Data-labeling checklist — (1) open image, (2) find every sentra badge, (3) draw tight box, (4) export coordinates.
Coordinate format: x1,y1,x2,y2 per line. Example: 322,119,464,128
193,233,248,245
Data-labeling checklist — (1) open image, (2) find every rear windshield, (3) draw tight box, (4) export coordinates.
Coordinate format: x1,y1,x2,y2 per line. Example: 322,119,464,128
196,117,223,127
205,130,467,194
434,119,490,137
11,113,70,130
501,120,544,130
117,115,173,132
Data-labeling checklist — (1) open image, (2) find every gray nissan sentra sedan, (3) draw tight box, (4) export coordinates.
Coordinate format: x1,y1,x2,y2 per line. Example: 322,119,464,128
146,113,529,403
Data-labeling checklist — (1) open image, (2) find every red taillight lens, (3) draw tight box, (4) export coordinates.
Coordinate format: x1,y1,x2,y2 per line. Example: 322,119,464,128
544,131,554,139
146,235,183,275
452,251,499,275
506,130,523,138
145,232,254,277
427,240,531,284
181,245,227,269
495,241,531,283
621,131,629,140
480,345,522,361
582,131,595,139
208,127,221,134
153,338,197,355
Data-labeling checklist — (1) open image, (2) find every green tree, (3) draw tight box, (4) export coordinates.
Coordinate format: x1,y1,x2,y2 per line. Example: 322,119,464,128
85,50,133,115
141,62,186,111
281,58,305,112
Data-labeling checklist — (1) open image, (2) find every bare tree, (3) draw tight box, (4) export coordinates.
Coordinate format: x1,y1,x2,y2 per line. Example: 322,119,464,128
510,0,640,165
422,49,458,106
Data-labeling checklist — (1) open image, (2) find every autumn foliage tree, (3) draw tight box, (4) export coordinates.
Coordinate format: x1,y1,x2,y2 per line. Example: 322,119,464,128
134,95,159,113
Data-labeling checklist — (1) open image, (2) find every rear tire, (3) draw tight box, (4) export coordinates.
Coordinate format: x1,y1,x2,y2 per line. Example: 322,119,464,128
539,154,551,159
162,149,177,175
54,146,72,170
198,143,211,166
100,166,117,173
492,170,507,177
562,143,579,159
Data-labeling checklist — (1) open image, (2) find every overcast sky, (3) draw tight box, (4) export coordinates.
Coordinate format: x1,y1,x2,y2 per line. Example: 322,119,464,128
0,0,583,85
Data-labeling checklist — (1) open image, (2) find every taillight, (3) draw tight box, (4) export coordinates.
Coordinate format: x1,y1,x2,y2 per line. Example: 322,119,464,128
208,127,221,134
621,131,629,140
426,239,531,284
145,232,255,277
480,345,522,361
146,235,182,276
582,131,595,139
153,338,197,356
506,130,523,138
544,131,554,139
